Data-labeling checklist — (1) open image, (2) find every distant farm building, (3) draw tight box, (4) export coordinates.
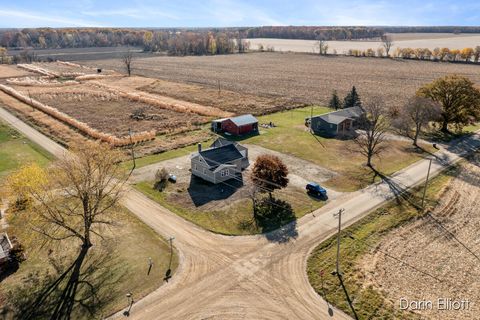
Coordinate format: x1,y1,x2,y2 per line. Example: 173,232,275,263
308,106,364,137
211,114,259,136
191,138,249,184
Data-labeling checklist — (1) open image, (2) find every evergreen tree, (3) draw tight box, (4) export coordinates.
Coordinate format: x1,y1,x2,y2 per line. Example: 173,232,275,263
343,86,362,109
328,90,341,110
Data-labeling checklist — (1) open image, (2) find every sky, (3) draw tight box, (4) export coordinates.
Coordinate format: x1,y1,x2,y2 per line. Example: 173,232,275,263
0,0,479,28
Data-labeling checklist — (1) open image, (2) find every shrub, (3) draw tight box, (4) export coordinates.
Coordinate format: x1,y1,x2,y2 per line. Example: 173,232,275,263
154,168,169,191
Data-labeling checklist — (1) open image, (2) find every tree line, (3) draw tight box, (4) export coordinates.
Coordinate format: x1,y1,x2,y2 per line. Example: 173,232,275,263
0,28,249,57
346,46,480,63
382,26,480,34
245,26,384,40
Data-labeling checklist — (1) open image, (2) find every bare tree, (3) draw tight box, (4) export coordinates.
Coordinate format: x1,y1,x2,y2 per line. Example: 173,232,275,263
29,141,127,248
12,141,128,318
354,97,390,168
317,39,328,55
392,96,441,147
381,35,393,57
123,50,133,76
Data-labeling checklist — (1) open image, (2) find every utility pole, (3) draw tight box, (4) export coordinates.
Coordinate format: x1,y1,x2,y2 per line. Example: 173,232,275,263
333,208,345,276
128,128,136,176
421,158,433,209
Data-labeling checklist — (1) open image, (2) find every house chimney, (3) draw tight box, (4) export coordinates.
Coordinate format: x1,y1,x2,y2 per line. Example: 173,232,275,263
198,143,202,152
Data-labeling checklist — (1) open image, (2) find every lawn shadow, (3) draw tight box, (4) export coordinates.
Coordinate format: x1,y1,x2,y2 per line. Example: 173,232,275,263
219,131,260,142
187,174,244,207
6,245,123,320
254,196,298,243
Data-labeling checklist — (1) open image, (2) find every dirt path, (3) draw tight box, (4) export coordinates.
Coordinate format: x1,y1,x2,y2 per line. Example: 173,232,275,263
2,106,480,319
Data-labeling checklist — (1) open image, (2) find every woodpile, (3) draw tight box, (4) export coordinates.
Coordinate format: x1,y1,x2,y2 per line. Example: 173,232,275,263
0,84,155,146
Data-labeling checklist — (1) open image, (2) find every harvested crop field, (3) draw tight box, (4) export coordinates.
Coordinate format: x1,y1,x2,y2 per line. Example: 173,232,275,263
11,84,209,137
81,52,480,110
361,156,480,320
0,65,35,79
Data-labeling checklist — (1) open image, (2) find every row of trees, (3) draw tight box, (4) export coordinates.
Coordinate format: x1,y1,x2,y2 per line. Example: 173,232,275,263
353,75,480,167
329,86,362,110
345,46,480,62
246,26,384,40
142,31,248,56
0,28,249,57
0,28,145,49
382,26,480,34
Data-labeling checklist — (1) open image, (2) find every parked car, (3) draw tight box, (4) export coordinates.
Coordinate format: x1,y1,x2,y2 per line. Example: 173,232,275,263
306,182,327,199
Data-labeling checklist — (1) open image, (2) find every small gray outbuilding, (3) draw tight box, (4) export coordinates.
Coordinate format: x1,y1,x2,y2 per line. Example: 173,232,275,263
191,138,249,184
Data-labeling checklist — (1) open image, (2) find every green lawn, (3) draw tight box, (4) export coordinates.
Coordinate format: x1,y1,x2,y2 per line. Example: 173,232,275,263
135,180,324,236
240,106,437,192
423,122,480,142
306,165,457,320
1,204,178,319
0,120,53,181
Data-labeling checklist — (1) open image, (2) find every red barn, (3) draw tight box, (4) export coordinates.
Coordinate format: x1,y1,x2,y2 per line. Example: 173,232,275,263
211,114,259,136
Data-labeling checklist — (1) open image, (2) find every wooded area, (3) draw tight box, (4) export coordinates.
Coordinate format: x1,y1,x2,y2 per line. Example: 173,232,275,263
245,26,384,40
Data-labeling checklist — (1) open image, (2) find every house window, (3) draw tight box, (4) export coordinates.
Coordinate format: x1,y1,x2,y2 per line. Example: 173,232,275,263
221,169,230,177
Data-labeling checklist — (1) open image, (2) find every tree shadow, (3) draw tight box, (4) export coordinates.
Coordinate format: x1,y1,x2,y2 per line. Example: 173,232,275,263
5,245,123,320
254,197,298,243
370,167,421,209
187,174,243,207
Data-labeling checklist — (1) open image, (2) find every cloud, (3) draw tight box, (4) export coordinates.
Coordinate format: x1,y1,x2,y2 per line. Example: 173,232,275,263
0,9,103,27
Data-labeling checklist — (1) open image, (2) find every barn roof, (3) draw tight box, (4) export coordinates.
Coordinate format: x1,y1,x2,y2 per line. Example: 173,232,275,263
229,114,258,126
200,144,244,168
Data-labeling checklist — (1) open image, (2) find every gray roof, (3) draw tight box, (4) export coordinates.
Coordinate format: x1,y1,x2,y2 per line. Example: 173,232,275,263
200,144,244,168
0,233,12,260
229,114,258,126
313,106,363,125
210,137,235,149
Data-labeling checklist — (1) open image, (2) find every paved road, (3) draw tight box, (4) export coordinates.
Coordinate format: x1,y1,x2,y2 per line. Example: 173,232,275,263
1,106,479,319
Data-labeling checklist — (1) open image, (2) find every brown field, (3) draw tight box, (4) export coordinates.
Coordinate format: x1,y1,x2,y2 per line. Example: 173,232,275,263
11,84,209,137
140,79,304,115
247,34,480,54
81,52,480,110
0,65,35,79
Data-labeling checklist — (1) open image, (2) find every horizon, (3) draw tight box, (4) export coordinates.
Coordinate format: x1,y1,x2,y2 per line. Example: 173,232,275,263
1,0,479,28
